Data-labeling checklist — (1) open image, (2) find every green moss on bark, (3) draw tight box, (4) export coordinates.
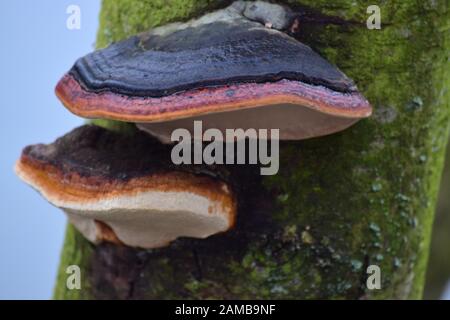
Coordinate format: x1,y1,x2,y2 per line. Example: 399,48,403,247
89,119,137,134
54,0,450,299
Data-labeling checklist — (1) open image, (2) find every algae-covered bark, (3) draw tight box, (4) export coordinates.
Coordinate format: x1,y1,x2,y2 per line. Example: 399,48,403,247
54,0,450,299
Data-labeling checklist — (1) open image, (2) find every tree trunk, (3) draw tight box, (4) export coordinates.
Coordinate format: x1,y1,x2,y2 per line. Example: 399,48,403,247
53,0,450,299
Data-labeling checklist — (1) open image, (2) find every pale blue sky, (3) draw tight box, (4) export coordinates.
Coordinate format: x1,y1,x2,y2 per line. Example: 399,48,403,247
0,0,100,299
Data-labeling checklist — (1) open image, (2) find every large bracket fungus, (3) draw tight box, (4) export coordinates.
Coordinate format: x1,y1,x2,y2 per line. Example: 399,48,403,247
56,1,371,143
17,1,373,249
15,126,236,248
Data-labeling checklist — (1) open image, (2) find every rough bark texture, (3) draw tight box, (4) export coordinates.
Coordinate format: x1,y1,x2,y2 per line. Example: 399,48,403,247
54,0,450,299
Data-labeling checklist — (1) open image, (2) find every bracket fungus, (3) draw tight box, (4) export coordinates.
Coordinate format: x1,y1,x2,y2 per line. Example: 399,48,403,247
16,1,374,250
56,0,372,143
15,125,236,248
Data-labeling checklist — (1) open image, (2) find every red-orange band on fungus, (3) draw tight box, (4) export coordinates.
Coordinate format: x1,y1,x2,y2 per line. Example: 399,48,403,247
56,73,372,123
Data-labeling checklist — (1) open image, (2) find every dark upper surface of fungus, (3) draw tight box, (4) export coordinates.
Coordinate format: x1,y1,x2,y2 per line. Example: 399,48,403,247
70,19,355,97
20,125,223,182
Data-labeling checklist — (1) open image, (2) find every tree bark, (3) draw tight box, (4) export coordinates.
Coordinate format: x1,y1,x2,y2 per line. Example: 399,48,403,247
53,0,450,299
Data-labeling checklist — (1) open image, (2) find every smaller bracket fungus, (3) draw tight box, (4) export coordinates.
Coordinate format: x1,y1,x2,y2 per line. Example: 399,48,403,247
15,125,236,249
56,1,372,144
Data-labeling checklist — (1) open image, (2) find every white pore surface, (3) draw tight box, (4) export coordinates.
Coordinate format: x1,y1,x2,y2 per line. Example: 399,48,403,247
137,104,358,144
62,190,232,248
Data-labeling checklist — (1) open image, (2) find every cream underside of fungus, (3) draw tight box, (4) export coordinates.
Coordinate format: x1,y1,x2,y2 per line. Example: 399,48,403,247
137,104,359,144
65,190,233,249
16,164,234,249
